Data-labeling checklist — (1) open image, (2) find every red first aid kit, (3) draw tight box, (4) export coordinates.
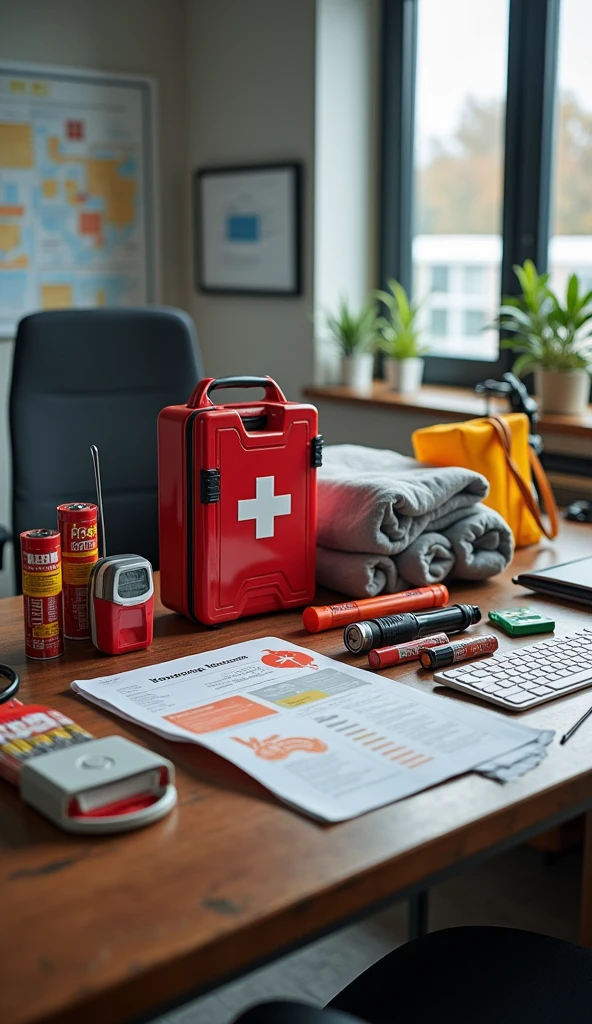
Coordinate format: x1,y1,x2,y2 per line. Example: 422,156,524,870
158,375,321,625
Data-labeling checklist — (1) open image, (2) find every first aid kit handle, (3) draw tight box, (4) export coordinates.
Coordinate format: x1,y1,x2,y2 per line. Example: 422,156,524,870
187,376,287,409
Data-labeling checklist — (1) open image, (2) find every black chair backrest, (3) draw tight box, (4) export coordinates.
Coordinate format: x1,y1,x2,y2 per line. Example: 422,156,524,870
10,307,202,592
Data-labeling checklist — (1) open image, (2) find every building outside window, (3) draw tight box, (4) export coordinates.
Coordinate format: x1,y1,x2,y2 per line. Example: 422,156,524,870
429,308,448,336
463,265,486,294
463,309,488,336
430,265,449,292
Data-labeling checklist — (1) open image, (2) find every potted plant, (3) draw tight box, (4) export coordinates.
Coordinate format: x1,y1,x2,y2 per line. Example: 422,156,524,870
323,298,378,394
499,260,592,415
375,279,428,393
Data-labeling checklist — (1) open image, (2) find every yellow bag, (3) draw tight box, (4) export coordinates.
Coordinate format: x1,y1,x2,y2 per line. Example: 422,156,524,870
412,412,559,548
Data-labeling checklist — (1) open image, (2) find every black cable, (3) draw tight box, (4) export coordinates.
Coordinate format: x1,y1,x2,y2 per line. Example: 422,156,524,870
0,665,20,704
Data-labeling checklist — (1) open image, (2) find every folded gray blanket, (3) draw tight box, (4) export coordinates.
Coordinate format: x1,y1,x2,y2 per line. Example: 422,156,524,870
316,547,403,597
316,505,514,597
318,445,489,555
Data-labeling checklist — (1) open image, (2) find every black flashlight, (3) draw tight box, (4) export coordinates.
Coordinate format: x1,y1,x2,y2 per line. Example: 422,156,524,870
343,604,482,654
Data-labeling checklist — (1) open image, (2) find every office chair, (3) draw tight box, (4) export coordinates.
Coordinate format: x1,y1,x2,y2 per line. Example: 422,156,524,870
2,307,202,592
232,927,592,1023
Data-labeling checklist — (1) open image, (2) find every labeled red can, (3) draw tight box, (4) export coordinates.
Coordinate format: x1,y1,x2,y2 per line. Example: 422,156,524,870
419,633,499,670
20,529,64,660
57,503,99,640
368,632,450,670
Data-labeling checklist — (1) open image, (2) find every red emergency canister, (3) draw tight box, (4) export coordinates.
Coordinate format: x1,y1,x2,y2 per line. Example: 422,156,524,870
419,633,499,670
57,503,99,640
368,632,450,670
20,529,64,660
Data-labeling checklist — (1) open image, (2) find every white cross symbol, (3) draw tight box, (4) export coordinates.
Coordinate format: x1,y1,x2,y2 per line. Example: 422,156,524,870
237,475,291,539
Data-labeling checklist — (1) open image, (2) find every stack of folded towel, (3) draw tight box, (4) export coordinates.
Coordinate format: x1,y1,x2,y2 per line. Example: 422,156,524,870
316,445,514,597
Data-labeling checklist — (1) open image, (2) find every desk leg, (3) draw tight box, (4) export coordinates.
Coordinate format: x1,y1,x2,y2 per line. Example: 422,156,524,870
408,891,429,940
580,812,592,946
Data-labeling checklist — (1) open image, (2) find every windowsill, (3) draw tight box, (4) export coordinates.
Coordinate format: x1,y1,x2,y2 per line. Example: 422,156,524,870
303,382,592,438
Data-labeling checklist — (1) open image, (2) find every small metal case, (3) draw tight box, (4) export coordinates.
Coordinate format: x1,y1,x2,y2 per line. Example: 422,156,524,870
20,735,177,834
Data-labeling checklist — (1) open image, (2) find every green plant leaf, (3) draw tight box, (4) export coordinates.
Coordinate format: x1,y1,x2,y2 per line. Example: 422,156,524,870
512,352,537,377
500,261,592,373
498,305,534,328
321,297,379,355
566,274,579,317
374,278,426,358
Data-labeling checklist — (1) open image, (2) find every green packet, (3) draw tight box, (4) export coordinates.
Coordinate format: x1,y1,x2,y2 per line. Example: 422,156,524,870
488,607,555,637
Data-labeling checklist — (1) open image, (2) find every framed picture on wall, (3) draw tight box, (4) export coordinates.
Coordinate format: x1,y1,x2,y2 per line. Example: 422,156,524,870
194,162,302,296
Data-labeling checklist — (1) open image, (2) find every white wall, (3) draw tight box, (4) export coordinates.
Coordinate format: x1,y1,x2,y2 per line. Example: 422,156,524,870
313,399,443,455
185,0,316,399
0,0,188,596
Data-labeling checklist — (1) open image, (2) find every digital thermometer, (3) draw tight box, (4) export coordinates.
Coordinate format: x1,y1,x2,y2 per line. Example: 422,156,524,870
89,554,154,655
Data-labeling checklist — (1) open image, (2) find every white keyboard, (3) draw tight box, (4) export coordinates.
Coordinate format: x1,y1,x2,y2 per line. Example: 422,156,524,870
433,628,592,710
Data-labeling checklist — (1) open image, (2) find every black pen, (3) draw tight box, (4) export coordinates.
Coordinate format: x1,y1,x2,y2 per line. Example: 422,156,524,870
560,704,592,745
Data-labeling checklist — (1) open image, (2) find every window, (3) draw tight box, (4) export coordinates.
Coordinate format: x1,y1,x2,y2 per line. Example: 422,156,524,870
430,308,448,336
548,0,592,295
463,309,487,336
413,0,509,364
381,0,577,385
463,265,486,294
431,265,449,292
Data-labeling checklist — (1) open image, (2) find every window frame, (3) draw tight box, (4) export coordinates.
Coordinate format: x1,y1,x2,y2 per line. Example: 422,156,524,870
380,0,561,386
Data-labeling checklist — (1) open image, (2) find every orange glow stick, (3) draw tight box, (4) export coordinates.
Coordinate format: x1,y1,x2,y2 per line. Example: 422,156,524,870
302,584,449,633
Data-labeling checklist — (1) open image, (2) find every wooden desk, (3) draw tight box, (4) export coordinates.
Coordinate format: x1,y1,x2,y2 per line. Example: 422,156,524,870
2,523,592,1024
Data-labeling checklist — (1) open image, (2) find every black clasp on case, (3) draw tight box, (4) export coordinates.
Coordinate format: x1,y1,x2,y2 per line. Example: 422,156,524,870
311,435,324,468
200,468,221,503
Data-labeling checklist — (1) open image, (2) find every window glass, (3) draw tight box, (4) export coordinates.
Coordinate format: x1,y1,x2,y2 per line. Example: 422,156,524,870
548,0,592,296
463,309,487,336
412,0,510,360
430,308,448,337
431,265,449,292
463,265,486,294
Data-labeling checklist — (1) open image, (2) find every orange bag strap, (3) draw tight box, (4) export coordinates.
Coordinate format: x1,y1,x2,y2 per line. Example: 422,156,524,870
488,415,559,539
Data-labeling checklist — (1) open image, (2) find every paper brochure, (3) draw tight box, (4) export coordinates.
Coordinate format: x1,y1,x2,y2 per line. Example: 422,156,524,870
71,638,552,822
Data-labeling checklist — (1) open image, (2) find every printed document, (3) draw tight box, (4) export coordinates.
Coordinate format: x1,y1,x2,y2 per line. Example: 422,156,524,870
72,638,548,822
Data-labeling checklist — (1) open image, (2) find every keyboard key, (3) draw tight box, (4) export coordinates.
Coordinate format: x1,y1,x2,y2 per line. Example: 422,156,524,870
503,691,536,705
498,686,528,698
452,672,484,684
547,674,592,691
464,678,499,690
532,685,553,695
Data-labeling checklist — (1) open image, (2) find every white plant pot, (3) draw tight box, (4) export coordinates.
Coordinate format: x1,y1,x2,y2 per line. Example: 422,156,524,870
534,368,590,416
341,354,374,394
384,357,424,394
